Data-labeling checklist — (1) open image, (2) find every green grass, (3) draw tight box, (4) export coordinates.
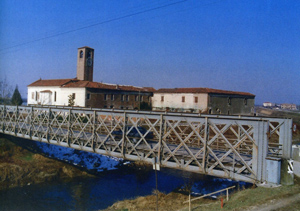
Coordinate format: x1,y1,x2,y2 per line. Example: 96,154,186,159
19,153,34,161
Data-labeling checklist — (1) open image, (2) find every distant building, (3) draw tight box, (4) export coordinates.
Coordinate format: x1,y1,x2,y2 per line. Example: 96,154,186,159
27,47,153,109
263,102,275,107
281,103,297,110
152,88,255,115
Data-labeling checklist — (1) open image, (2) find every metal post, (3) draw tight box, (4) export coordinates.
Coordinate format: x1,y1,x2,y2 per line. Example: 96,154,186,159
121,112,127,158
2,105,6,132
46,107,51,142
155,156,158,211
67,109,72,146
158,114,164,165
29,106,33,139
189,192,191,211
92,110,96,152
280,119,292,159
226,188,229,201
14,106,19,135
202,117,209,173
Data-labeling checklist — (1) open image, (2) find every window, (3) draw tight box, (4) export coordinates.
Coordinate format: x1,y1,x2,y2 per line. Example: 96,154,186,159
80,50,83,58
54,91,57,102
228,97,231,105
148,96,151,102
182,96,185,103
194,96,198,103
140,96,143,102
135,95,139,102
111,94,114,101
35,91,39,101
32,92,34,99
104,94,108,101
161,96,164,102
110,105,114,109
126,95,129,102
88,51,92,58
72,93,76,99
86,93,90,100
244,98,248,105
120,106,124,109
121,95,125,102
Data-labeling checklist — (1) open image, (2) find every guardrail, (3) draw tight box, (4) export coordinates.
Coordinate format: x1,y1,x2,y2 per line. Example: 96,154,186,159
183,185,236,211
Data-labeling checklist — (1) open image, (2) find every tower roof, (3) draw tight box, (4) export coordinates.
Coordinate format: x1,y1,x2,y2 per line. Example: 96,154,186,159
78,46,94,49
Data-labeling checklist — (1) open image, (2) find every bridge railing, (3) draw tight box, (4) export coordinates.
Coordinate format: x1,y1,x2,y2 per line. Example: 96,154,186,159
0,105,293,183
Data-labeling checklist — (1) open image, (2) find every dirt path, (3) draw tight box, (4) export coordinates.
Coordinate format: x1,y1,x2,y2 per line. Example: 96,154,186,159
246,193,300,211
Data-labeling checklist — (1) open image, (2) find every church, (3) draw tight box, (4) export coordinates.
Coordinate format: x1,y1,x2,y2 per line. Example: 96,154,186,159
27,46,154,110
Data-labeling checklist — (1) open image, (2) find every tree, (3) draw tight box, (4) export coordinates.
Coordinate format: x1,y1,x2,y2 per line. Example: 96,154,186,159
0,76,13,104
11,85,23,105
68,94,75,106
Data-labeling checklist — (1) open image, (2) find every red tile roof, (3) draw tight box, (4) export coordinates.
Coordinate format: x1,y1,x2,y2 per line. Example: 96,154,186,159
28,78,154,92
155,88,255,96
28,78,74,87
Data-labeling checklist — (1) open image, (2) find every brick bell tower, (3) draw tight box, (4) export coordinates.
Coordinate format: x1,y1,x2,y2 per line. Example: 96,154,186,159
77,46,94,81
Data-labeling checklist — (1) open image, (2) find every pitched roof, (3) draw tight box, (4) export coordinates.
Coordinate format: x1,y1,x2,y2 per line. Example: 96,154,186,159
155,88,255,97
28,78,154,92
28,78,73,87
62,80,153,92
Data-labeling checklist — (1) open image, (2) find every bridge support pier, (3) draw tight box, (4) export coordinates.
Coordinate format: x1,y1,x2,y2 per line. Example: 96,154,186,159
280,158,294,185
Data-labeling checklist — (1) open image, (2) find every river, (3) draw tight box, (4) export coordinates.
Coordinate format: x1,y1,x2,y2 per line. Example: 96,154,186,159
0,138,250,211
0,166,249,211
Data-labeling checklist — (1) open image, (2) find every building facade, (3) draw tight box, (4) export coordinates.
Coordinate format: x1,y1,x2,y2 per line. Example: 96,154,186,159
27,47,153,109
263,102,275,107
152,88,255,115
281,103,297,110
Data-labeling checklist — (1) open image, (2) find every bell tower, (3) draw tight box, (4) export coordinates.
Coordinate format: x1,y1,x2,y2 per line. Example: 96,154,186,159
77,46,94,81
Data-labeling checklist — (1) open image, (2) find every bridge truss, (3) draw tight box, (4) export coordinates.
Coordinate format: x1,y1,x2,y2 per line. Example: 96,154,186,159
0,105,292,183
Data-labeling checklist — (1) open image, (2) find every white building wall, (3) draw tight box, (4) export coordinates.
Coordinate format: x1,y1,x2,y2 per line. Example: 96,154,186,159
27,86,86,107
28,86,60,106
60,88,86,107
152,93,208,112
263,102,275,107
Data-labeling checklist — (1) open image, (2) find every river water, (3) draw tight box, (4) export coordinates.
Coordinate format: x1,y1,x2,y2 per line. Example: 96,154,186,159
0,167,248,211
0,138,250,210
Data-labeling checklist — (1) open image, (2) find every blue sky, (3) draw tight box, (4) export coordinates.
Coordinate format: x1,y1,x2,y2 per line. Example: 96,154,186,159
0,0,299,105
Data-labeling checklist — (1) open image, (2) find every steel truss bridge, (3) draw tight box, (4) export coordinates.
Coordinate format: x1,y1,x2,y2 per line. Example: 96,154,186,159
0,105,293,183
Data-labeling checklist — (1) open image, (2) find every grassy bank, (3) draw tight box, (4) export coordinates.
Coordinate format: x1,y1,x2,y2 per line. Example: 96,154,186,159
0,138,91,190
103,176,300,211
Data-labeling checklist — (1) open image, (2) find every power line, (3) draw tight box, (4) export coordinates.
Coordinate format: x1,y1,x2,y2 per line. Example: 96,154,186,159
0,0,187,52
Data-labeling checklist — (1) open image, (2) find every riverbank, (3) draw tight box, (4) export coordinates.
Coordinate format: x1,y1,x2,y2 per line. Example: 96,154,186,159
0,138,92,190
104,176,300,211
